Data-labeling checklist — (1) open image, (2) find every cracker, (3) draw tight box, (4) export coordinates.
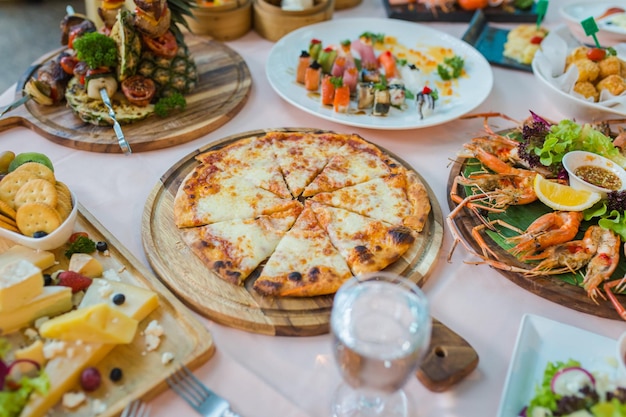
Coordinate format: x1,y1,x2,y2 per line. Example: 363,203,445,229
0,217,19,233
0,199,16,220
0,212,17,227
0,171,34,208
13,162,55,183
16,202,62,236
55,182,73,221
14,179,58,210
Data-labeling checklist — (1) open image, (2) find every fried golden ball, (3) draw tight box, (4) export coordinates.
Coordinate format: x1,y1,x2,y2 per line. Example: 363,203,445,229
565,46,589,66
598,56,622,79
567,58,600,83
573,81,599,102
597,74,626,96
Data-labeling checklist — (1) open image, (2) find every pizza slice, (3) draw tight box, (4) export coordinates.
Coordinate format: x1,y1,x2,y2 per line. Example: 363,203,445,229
301,139,393,197
174,165,294,228
310,168,431,232
180,201,303,285
267,131,347,197
195,136,291,199
253,203,353,297
310,201,415,275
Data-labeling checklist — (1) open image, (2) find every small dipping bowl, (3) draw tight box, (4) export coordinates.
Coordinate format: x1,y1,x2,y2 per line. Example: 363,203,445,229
617,331,626,378
562,151,626,197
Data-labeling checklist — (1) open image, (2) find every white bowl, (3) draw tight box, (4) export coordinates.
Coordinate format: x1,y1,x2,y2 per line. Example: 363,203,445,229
617,331,626,378
560,2,626,47
0,192,79,251
531,25,626,122
562,150,626,196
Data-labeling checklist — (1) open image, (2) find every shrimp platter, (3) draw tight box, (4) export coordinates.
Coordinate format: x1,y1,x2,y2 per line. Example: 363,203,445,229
447,111,626,321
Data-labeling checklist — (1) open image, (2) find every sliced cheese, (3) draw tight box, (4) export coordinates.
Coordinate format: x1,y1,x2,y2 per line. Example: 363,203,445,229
0,259,43,313
20,280,160,417
0,286,72,335
68,253,103,278
0,245,56,270
38,303,139,344
14,340,46,373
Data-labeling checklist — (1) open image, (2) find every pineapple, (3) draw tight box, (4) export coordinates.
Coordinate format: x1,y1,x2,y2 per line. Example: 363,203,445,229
136,47,198,98
110,10,142,82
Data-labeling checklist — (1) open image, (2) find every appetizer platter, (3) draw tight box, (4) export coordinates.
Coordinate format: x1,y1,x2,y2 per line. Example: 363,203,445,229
497,314,624,417
0,152,214,417
0,2,251,153
142,128,444,336
447,112,626,321
383,0,539,23
266,18,493,130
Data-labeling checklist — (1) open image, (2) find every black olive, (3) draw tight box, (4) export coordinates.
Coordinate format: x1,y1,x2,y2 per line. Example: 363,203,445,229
96,241,108,252
43,274,53,286
109,367,123,382
112,293,126,305
33,231,48,238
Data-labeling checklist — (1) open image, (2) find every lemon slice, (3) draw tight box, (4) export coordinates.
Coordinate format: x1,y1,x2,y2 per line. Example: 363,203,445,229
534,174,602,211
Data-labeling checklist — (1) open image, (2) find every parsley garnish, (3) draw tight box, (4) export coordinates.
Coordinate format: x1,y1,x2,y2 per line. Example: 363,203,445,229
437,55,465,81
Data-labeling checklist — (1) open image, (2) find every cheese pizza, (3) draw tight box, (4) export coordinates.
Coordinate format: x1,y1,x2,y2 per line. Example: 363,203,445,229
174,131,432,297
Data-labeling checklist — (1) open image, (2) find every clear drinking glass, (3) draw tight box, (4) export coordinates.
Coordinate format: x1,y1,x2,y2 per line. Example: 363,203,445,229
330,272,431,417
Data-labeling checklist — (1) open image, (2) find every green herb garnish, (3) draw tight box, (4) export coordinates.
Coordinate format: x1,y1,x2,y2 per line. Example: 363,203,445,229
360,32,385,44
72,32,117,69
437,55,464,81
64,235,96,258
154,93,187,117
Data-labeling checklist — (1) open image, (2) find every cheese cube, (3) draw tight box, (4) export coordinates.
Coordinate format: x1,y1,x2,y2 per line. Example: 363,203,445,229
0,286,72,335
0,245,55,270
80,278,159,319
39,303,139,344
0,259,43,313
68,253,103,278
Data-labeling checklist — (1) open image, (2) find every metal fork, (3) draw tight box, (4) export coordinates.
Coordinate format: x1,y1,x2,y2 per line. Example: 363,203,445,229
121,399,151,417
166,365,241,417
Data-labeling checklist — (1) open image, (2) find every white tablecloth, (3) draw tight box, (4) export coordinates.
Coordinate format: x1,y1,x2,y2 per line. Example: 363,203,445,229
1,0,625,416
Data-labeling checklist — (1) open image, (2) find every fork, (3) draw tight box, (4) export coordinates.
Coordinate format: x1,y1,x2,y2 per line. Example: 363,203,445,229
121,399,151,417
166,365,241,417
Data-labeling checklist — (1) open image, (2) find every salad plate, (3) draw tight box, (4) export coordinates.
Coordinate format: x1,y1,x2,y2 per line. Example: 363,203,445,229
497,314,619,417
265,18,493,130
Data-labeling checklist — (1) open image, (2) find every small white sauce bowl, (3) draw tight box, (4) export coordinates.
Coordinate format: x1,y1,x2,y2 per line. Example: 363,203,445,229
617,331,626,378
0,192,78,251
562,150,626,197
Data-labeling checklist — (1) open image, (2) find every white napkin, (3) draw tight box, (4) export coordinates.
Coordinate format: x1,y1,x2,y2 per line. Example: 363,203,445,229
533,27,626,112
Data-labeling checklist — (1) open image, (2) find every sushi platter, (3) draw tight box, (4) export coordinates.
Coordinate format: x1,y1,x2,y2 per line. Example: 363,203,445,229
266,18,493,130
383,0,540,23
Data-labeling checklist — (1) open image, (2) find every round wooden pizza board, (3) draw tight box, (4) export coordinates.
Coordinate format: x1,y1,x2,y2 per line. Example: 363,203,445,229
0,34,251,153
447,156,626,321
142,128,445,337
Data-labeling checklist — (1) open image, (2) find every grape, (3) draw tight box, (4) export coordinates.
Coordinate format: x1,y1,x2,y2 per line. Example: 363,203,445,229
0,151,15,174
80,367,102,391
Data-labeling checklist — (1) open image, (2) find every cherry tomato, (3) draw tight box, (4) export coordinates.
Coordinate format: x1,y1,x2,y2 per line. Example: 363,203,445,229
60,56,79,75
69,232,89,243
142,31,178,59
457,0,488,11
586,48,606,62
73,61,89,85
121,75,156,107
530,36,544,45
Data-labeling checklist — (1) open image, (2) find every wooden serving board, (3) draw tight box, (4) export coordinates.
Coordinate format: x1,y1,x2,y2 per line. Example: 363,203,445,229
141,128,445,336
447,156,626,321
0,34,251,153
5,204,215,417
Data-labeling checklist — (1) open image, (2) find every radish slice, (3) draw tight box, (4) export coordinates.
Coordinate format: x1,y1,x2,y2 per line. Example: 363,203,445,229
550,366,595,397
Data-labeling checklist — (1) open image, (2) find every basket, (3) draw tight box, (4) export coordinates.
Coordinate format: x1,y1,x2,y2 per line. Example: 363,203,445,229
334,0,360,10
185,0,253,41
253,0,334,42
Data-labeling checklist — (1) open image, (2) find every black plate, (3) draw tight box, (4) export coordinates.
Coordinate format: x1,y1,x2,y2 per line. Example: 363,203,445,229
383,0,538,23
462,9,533,72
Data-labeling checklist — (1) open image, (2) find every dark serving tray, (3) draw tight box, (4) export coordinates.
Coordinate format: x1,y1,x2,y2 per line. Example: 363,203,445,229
382,1,538,23
461,9,533,72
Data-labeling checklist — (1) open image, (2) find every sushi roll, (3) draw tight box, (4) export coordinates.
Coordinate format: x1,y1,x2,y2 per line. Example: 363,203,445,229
321,75,336,106
309,39,322,61
388,78,405,106
333,84,350,113
296,50,310,84
342,67,359,96
305,61,322,91
352,37,378,70
398,63,422,96
356,82,375,109
378,50,397,79
331,56,346,78
372,88,390,116
318,47,338,74
416,86,437,119
361,68,381,84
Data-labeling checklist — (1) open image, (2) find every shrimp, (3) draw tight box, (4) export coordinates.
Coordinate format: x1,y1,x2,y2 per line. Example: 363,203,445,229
507,211,583,259
582,228,621,302
450,173,537,214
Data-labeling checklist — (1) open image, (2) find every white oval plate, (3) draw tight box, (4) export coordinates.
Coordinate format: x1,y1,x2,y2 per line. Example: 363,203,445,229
266,18,494,130
560,2,626,45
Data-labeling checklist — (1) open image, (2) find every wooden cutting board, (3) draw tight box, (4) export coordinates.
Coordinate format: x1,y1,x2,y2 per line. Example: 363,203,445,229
5,204,215,416
0,34,251,153
447,156,626,321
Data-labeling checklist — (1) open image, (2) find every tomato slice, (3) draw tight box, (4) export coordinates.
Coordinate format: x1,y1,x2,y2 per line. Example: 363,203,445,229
530,36,544,45
69,232,89,243
587,48,606,62
60,56,79,74
142,31,178,59
121,75,156,107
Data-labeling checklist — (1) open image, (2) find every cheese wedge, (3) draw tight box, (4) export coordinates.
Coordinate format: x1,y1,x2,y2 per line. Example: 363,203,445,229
0,245,56,270
21,280,159,417
0,259,43,313
38,303,139,344
14,340,46,373
0,286,72,335
68,253,103,278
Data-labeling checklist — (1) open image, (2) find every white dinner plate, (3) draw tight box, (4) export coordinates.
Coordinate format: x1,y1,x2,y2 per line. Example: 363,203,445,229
266,18,494,130
496,314,619,417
